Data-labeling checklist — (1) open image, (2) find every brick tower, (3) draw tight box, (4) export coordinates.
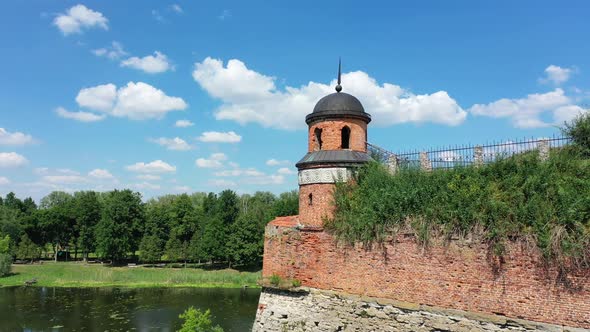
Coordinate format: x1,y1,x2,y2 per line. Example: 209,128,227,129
295,61,372,227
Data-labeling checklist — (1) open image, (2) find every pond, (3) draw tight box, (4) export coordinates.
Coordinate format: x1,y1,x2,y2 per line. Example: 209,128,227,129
0,287,261,331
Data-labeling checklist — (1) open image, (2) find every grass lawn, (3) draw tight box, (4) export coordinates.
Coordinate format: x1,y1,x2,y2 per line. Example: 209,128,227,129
0,262,261,288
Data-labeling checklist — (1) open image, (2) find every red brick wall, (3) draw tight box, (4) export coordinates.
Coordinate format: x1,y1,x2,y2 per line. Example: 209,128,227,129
262,226,590,329
308,119,367,152
298,184,335,227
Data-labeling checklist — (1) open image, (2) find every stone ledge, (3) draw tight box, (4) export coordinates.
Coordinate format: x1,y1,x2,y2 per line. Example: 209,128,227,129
290,287,587,331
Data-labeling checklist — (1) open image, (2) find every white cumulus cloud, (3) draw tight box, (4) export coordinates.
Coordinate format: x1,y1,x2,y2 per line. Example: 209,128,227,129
214,168,264,177
42,175,87,184
208,179,236,187
72,82,187,120
137,174,161,181
266,159,290,166
197,131,242,143
192,57,467,130
132,182,161,190
55,107,106,122
113,82,187,119
173,185,191,192
171,4,183,13
0,177,10,185
175,119,194,127
54,4,108,35
540,65,576,85
196,153,227,168
553,105,588,125
121,51,173,74
76,84,117,112
92,41,127,60
469,88,584,128
277,167,296,175
0,152,28,168
88,168,114,179
0,128,35,146
126,160,176,173
213,164,286,185
149,137,192,151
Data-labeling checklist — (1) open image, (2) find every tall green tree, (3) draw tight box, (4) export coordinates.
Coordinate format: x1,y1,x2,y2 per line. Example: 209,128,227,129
228,192,277,265
3,192,23,212
95,190,145,263
21,197,37,215
39,203,75,262
273,190,299,217
16,234,39,263
40,191,73,209
72,191,101,261
139,234,163,263
38,192,75,261
166,194,200,265
0,205,23,248
144,200,172,241
199,216,225,263
0,233,11,277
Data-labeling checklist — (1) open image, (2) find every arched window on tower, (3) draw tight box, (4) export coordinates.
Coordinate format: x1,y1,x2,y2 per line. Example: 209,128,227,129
308,193,313,206
341,126,351,149
314,128,323,151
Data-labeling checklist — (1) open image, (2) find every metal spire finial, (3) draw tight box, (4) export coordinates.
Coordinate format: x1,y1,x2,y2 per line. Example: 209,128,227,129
335,58,342,93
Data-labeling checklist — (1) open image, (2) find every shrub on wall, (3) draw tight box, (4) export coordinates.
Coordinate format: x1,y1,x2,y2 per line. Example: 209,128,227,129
327,146,590,268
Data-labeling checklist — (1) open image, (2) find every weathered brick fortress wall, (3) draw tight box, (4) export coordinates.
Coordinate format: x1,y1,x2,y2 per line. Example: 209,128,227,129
262,223,590,329
298,183,335,227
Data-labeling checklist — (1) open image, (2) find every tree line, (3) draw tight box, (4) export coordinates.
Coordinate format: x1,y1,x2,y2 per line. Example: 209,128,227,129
0,189,298,267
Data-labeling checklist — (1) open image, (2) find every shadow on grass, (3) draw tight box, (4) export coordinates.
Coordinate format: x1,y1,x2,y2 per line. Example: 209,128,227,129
1,272,20,278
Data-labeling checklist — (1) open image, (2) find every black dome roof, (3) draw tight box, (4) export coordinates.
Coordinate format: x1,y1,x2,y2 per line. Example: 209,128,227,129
306,92,371,125
312,92,365,113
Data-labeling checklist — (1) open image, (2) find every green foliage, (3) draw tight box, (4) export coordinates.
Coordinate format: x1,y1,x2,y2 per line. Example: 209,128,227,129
178,307,224,332
16,234,39,262
0,253,11,277
73,191,102,260
1,187,299,267
199,217,226,262
40,191,73,209
272,190,299,217
1,262,260,287
95,190,145,262
227,192,277,265
562,112,590,156
139,234,163,263
328,149,590,267
0,205,23,249
292,279,301,287
0,233,11,277
269,273,281,286
3,192,23,212
0,234,10,254
166,236,190,263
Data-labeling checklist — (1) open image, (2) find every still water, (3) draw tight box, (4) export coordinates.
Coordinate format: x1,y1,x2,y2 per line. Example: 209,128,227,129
0,287,261,331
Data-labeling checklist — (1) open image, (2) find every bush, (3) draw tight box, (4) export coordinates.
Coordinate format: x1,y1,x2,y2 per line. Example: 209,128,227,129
327,147,590,268
0,253,12,277
563,112,590,155
178,306,223,332
292,279,301,287
269,273,281,286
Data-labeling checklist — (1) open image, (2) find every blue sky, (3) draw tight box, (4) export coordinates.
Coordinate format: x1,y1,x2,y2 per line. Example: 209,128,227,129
1,1,589,201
